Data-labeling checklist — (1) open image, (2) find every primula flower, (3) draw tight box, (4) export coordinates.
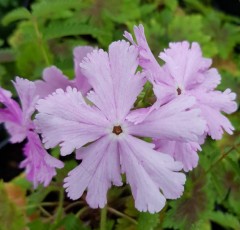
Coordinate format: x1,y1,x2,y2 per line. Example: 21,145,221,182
35,46,94,98
124,25,237,171
0,78,63,187
35,40,206,212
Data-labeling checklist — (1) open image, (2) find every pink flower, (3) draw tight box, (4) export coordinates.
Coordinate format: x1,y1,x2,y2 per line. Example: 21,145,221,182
20,131,63,188
35,46,94,98
0,87,27,143
0,77,63,187
0,46,93,187
124,25,237,171
124,25,237,138
36,41,206,212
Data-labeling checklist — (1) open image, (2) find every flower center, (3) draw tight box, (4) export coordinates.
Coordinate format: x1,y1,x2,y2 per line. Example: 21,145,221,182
112,125,123,135
177,87,182,95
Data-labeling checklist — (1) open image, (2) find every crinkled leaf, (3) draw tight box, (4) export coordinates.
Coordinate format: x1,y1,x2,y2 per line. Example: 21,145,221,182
190,219,211,230
104,0,141,23
28,220,50,230
42,21,105,40
200,139,221,171
163,168,214,230
207,151,240,216
168,14,218,57
124,196,139,217
31,0,88,19
208,211,240,229
139,4,158,16
55,213,90,230
137,212,159,230
115,196,137,230
115,218,136,230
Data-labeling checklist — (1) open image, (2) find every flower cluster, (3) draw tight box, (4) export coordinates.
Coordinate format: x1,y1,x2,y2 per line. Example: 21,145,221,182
0,25,237,213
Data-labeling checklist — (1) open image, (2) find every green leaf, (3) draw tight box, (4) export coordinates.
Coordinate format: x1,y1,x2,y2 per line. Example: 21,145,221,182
42,21,105,40
168,14,209,42
168,14,218,57
139,4,158,16
226,157,240,179
107,220,115,230
184,0,208,13
203,11,240,59
104,0,141,23
137,212,159,230
13,42,46,77
54,213,91,230
208,211,240,229
124,196,139,217
207,153,240,216
31,0,88,19
190,219,211,230
115,196,137,230
164,0,178,11
115,218,136,230
199,139,221,171
2,7,31,26
28,220,50,230
8,19,52,77
163,168,214,230
9,21,37,46
0,181,26,230
216,23,240,59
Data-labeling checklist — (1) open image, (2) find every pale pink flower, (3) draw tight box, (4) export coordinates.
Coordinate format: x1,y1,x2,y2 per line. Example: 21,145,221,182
124,25,237,139
36,40,206,212
124,25,237,170
0,78,63,187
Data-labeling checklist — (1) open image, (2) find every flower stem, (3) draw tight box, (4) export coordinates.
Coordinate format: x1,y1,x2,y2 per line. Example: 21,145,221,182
107,207,137,225
100,206,107,230
205,144,238,174
64,201,85,212
39,206,52,217
76,206,88,218
55,188,64,223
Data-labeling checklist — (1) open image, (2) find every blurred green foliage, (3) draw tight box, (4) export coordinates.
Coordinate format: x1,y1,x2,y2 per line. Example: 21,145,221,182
0,0,239,229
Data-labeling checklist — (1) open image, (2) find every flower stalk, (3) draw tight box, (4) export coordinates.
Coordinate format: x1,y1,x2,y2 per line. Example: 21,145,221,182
100,206,107,230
